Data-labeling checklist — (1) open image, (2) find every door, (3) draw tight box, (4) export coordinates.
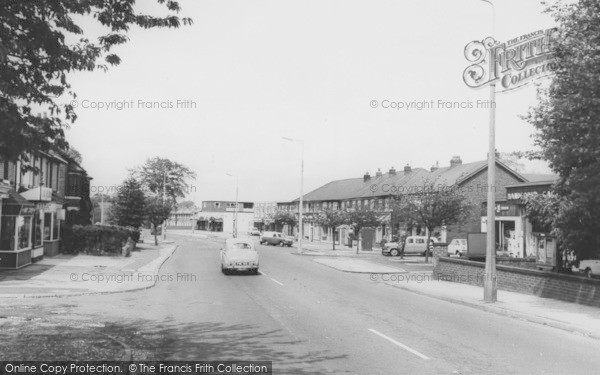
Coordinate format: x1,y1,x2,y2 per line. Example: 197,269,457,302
361,228,375,251
405,237,415,253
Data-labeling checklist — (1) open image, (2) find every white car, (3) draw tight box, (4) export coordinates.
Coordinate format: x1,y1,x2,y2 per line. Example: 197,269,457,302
574,260,600,278
220,238,259,275
448,238,467,256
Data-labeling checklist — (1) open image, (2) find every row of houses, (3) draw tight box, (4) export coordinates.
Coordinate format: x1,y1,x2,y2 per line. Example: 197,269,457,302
0,151,92,269
170,155,556,261
273,156,556,258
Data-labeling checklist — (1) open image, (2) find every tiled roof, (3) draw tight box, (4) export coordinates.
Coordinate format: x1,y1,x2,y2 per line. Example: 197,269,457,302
293,159,529,203
521,173,559,183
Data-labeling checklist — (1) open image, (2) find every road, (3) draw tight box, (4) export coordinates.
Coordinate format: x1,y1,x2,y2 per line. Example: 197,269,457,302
1,234,600,374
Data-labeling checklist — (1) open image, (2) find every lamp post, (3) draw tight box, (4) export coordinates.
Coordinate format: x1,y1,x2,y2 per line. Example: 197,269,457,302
226,173,238,238
282,137,304,254
480,0,497,303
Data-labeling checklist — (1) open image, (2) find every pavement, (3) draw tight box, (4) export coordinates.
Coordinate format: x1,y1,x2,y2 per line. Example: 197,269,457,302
1,234,600,374
0,237,177,298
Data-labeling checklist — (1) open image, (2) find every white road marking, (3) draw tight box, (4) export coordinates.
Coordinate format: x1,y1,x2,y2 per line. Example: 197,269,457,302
258,270,282,285
368,328,430,360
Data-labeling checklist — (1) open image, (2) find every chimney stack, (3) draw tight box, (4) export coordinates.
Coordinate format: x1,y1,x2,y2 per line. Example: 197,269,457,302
363,172,371,182
450,156,462,168
389,167,396,176
375,168,383,178
404,164,412,173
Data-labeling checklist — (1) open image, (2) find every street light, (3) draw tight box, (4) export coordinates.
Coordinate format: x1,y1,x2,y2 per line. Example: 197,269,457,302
226,173,239,238
282,137,304,254
479,0,498,303
162,169,177,240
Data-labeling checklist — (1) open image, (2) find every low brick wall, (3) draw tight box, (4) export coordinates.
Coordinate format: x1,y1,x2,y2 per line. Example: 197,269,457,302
496,258,538,269
435,257,600,307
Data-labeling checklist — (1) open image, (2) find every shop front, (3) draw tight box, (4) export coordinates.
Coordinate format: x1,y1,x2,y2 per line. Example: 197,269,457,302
481,202,525,257
0,188,35,269
20,187,64,258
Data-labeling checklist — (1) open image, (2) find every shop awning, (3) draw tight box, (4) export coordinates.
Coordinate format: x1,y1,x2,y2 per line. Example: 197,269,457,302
20,186,53,202
1,189,35,215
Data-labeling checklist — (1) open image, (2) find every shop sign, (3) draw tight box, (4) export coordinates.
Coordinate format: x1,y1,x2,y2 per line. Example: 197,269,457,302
19,206,36,215
463,28,558,91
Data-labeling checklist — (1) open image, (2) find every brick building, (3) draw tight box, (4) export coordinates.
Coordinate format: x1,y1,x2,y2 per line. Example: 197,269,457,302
276,156,533,250
0,151,92,269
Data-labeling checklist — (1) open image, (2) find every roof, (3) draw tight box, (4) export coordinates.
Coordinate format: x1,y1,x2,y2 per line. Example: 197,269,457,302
521,173,559,183
291,159,530,203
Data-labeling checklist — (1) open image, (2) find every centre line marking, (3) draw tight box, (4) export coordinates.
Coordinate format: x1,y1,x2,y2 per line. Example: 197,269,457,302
259,271,268,276
270,278,284,286
368,328,430,360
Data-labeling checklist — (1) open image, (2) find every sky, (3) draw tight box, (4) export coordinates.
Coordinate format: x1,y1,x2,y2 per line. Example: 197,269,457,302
63,0,558,204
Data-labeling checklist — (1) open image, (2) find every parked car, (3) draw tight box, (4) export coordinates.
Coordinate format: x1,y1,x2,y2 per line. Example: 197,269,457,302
260,231,293,247
249,228,261,236
382,236,438,256
448,238,467,256
220,238,259,274
573,260,600,278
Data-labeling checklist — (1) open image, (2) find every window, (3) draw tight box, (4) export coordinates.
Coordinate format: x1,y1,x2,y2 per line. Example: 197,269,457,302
17,216,32,250
214,202,220,208
0,216,16,250
407,238,414,244
416,238,425,244
44,212,52,240
32,210,42,247
52,214,60,240
1,160,8,180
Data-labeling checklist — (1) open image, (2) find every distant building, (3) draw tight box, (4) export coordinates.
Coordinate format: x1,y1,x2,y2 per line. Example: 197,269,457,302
196,200,254,235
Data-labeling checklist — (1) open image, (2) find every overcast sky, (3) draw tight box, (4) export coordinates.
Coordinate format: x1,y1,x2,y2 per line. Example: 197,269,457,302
64,0,557,204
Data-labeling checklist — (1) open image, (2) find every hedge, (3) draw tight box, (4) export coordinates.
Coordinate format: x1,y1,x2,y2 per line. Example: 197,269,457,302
61,224,140,255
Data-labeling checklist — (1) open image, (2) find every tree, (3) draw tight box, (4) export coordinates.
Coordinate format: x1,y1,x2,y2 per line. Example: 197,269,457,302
347,208,383,253
145,197,172,245
270,211,297,233
112,177,146,229
524,0,600,260
313,209,349,250
0,1,192,168
134,157,196,201
394,183,472,262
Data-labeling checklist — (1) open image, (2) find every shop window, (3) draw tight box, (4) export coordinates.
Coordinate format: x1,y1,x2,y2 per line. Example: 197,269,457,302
0,216,16,250
52,214,60,240
17,216,32,250
32,210,43,247
44,212,52,240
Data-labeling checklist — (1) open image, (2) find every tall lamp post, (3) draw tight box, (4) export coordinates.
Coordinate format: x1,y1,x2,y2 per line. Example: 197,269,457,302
282,137,304,254
162,170,176,240
226,173,239,238
480,0,497,303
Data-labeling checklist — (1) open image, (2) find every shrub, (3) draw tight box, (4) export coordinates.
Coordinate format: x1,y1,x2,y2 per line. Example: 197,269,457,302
62,224,139,255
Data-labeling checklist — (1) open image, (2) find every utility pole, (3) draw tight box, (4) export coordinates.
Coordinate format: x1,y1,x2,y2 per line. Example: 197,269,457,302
480,0,498,303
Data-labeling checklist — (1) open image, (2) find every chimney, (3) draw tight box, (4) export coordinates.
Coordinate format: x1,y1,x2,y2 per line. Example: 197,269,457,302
363,172,371,182
404,164,412,173
450,156,462,168
375,168,383,178
389,167,396,176
430,163,438,172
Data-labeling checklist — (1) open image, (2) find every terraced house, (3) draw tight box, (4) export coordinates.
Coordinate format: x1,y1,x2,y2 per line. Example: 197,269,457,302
0,151,92,269
278,156,553,251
